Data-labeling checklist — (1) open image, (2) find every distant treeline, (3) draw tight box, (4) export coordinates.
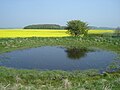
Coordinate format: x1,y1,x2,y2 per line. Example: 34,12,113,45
24,24,66,29
89,26,115,30
23,24,115,30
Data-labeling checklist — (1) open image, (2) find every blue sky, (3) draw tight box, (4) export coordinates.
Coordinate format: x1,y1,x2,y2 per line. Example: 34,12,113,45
0,0,120,28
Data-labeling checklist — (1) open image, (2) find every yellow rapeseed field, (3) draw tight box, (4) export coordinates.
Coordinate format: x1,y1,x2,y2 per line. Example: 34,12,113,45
0,29,69,38
88,30,114,34
0,29,114,38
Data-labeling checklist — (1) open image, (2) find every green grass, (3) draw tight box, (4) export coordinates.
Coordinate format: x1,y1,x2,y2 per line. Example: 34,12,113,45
0,67,120,90
0,36,120,54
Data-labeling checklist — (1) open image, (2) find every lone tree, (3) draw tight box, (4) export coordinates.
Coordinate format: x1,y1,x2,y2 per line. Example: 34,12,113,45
66,20,89,36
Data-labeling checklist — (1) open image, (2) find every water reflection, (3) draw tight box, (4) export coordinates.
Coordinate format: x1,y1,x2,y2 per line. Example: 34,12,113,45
0,46,119,71
65,48,89,60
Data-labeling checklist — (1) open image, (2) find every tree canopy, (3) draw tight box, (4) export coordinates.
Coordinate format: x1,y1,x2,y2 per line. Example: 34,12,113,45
66,20,89,36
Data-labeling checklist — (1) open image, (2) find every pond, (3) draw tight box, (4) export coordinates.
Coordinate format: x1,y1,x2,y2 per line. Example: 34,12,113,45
0,46,119,71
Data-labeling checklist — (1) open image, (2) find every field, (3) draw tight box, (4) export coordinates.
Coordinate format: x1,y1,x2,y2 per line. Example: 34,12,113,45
0,29,114,38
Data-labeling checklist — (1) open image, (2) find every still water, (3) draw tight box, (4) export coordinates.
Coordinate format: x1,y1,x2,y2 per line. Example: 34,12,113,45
0,46,119,71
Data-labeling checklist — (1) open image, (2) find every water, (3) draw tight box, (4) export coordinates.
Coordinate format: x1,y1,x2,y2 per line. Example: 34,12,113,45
0,46,119,71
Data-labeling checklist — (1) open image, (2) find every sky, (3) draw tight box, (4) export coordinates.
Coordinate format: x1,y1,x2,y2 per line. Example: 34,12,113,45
0,0,120,28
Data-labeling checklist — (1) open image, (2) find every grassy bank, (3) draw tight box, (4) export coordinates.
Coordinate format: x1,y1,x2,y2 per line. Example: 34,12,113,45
0,67,120,90
0,36,120,54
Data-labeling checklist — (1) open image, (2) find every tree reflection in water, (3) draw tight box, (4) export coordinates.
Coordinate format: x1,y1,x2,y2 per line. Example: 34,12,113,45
65,47,89,60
